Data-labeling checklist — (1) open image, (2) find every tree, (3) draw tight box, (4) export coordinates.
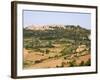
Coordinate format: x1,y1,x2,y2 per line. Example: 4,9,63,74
45,49,50,54
85,59,91,66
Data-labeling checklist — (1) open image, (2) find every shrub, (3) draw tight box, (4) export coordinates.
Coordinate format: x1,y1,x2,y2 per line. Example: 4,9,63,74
79,61,84,66
48,56,51,59
85,59,91,66
64,57,67,59
56,65,59,68
55,55,58,58
34,60,42,64
61,62,65,67
69,60,76,67
24,44,33,49
23,62,28,65
69,62,74,67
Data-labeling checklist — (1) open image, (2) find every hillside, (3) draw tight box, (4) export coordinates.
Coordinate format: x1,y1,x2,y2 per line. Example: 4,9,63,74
24,25,90,40
23,25,91,69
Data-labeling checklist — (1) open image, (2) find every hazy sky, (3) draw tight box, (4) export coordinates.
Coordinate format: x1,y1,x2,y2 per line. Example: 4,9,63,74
23,10,91,29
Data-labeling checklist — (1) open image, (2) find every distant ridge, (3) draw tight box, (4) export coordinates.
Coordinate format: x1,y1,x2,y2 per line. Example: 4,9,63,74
25,24,66,30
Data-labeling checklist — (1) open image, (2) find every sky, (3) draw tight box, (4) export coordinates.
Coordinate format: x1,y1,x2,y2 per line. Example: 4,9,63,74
23,10,91,29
